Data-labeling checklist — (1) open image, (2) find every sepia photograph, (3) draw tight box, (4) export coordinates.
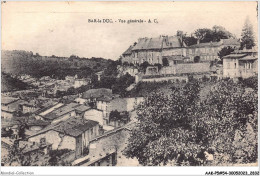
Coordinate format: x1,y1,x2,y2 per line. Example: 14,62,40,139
0,1,259,174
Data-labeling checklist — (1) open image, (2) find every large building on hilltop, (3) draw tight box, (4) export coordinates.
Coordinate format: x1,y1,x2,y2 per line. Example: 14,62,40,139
122,35,187,65
122,36,240,65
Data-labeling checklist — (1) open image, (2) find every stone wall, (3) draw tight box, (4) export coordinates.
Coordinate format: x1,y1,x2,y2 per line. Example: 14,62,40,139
141,76,188,83
175,62,210,74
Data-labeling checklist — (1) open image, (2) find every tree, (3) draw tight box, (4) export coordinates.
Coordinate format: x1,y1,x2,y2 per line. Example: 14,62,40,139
123,62,130,66
218,46,235,63
194,28,212,43
67,87,76,95
241,17,255,49
5,141,31,166
124,79,257,166
194,26,234,43
18,123,29,139
183,35,197,46
109,110,121,122
112,73,135,96
124,81,202,166
212,25,234,42
1,128,13,137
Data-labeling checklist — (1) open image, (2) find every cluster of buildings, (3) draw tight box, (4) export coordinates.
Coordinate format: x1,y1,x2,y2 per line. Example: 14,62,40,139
17,74,91,97
1,88,143,166
121,35,257,81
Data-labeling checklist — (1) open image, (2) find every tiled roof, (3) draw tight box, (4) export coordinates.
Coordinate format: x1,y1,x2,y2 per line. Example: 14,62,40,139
81,88,113,99
1,120,20,128
1,96,19,105
122,45,133,55
75,105,91,112
239,56,258,61
189,39,240,48
27,119,50,126
189,42,220,48
132,36,183,51
19,140,51,154
222,39,240,45
96,94,120,102
132,37,151,50
42,102,79,120
162,36,183,49
29,117,99,138
234,47,258,54
223,54,247,58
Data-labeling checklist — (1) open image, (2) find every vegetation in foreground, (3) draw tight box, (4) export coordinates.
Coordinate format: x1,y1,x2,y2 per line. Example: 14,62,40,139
124,78,258,166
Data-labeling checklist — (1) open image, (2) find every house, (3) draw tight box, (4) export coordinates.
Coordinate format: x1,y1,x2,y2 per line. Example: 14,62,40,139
65,75,76,82
18,140,51,163
122,35,186,65
1,97,19,119
187,39,240,62
95,71,104,81
96,97,144,125
45,103,79,124
117,65,139,77
35,103,63,120
75,88,114,105
74,122,139,166
223,47,258,79
122,45,134,64
25,119,51,136
75,104,91,116
19,102,40,114
28,117,100,159
75,150,117,166
83,109,104,126
74,78,90,88
35,102,79,124
1,96,26,119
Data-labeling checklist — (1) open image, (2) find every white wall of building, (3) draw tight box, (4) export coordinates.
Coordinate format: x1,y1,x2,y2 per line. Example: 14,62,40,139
83,109,103,126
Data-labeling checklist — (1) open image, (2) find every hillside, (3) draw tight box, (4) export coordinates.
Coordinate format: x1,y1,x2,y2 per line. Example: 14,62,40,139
1,72,32,92
1,50,115,79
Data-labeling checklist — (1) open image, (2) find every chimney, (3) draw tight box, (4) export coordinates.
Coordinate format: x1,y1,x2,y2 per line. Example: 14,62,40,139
197,39,200,44
180,35,183,47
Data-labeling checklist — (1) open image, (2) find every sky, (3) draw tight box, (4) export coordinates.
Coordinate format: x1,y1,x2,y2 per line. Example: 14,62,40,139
2,1,258,60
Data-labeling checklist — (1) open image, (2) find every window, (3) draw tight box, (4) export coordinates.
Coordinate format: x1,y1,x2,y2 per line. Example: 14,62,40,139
234,63,237,69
